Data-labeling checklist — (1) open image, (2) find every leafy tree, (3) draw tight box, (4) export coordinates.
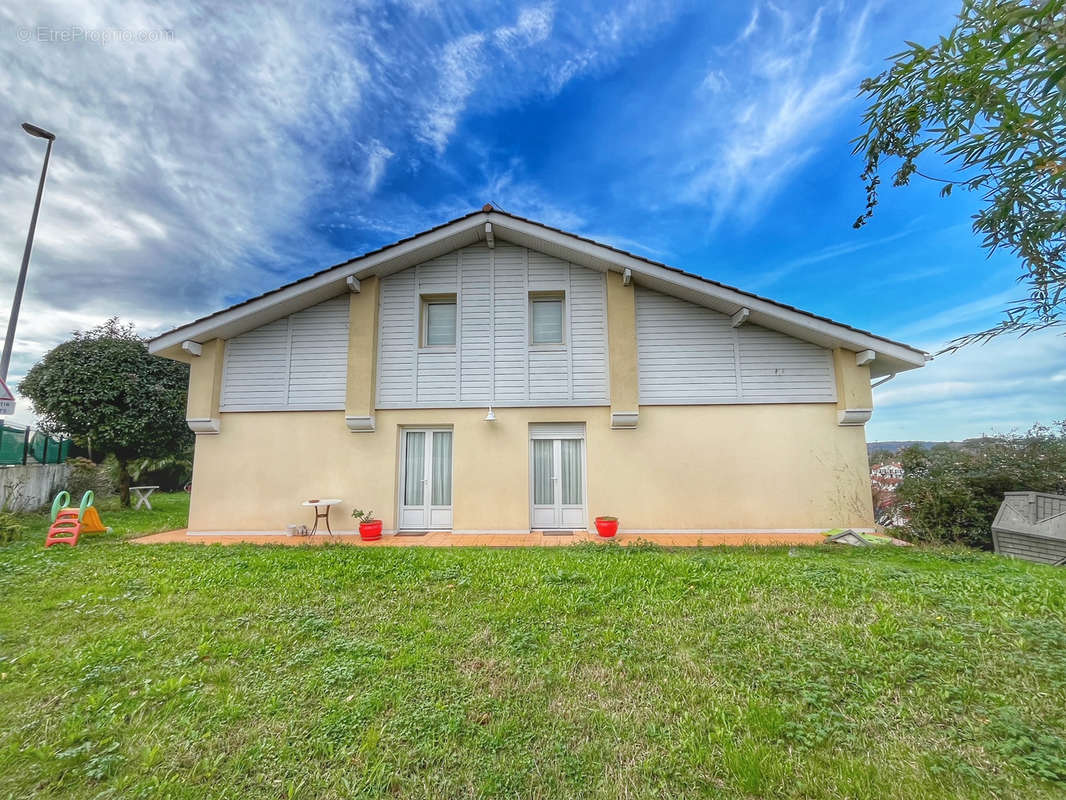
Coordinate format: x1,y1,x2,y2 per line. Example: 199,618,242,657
854,0,1066,348
19,319,191,506
895,423,1066,547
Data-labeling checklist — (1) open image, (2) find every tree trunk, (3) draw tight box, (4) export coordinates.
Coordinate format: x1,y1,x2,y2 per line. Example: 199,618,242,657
118,459,131,507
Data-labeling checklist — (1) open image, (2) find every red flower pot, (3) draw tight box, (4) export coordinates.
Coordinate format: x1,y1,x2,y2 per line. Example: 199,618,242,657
359,520,383,541
594,517,618,538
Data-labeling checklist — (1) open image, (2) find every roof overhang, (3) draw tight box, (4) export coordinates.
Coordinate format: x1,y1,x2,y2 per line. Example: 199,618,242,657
149,209,928,377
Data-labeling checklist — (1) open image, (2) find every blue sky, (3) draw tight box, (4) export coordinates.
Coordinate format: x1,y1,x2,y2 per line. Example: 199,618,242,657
1,0,1063,439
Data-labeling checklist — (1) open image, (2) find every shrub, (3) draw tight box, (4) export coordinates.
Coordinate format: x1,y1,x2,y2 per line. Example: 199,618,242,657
896,423,1066,548
66,457,115,501
0,511,23,544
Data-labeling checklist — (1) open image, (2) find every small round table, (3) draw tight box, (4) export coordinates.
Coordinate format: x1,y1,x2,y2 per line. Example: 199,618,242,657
301,499,341,536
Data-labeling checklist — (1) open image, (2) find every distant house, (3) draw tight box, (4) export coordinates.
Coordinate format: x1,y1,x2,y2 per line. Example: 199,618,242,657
871,461,904,486
871,461,906,526
149,207,928,536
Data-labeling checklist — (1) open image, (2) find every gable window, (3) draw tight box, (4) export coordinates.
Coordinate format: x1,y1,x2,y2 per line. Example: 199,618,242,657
530,293,564,345
421,294,457,348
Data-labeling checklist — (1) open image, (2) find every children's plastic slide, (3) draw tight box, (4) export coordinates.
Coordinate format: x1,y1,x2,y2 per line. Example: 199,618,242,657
45,490,111,547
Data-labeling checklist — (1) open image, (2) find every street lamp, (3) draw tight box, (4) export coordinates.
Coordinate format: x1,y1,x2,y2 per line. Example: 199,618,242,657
0,123,56,382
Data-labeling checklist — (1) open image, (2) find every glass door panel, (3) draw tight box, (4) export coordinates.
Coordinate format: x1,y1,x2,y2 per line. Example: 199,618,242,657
532,439,554,505
403,431,425,506
431,431,452,506
560,440,583,506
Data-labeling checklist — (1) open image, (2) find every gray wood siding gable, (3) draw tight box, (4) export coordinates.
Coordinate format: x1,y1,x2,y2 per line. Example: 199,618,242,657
375,243,609,408
636,287,836,404
220,295,349,411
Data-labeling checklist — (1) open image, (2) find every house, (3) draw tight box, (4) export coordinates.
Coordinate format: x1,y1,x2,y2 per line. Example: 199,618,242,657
149,207,928,536
870,461,907,526
871,462,904,485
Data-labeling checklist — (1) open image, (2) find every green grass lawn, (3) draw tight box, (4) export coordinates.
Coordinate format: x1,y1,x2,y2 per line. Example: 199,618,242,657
1,495,1064,799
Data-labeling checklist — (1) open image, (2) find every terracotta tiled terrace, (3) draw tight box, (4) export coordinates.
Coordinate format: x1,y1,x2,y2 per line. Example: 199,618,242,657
131,529,828,548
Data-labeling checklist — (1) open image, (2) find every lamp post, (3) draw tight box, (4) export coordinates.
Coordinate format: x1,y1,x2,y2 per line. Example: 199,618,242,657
1,123,56,382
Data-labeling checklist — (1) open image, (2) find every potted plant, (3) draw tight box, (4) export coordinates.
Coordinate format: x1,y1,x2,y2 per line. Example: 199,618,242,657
594,516,619,538
352,508,382,541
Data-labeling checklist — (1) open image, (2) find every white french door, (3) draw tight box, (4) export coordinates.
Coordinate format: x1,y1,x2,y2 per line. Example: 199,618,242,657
399,428,453,530
530,424,586,529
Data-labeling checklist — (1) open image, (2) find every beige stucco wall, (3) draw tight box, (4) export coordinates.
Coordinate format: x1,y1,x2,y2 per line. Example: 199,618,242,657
188,402,874,533
345,277,379,420
185,338,224,421
833,348,873,411
605,272,638,416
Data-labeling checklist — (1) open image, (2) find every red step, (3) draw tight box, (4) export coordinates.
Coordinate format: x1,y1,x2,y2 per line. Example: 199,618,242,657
45,509,81,548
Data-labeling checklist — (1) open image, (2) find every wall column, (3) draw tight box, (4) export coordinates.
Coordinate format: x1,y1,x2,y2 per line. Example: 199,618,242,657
186,338,224,434
606,271,639,429
833,348,874,426
345,275,380,432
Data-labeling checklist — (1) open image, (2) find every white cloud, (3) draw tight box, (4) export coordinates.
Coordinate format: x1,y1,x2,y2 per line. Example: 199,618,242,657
363,140,394,193
679,1,874,225
543,1,680,94
417,32,487,153
747,228,913,289
739,5,760,41
868,328,1066,441
493,3,555,49
478,163,587,231
890,288,1022,342
700,68,728,94
0,1,371,397
418,0,675,151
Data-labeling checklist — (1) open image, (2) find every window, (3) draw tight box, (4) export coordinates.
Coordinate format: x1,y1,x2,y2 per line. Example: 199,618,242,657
421,295,456,348
530,293,564,345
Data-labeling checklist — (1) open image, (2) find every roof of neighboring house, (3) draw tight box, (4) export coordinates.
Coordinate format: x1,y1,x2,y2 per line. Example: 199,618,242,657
149,205,929,377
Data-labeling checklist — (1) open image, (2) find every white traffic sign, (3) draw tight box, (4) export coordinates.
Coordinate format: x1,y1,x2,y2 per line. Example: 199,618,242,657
0,376,14,415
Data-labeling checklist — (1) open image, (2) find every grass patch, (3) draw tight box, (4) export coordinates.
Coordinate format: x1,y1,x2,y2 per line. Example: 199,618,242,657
0,495,1064,798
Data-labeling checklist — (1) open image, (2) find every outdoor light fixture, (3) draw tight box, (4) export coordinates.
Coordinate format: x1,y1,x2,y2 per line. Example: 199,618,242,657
484,406,496,422
21,123,56,140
